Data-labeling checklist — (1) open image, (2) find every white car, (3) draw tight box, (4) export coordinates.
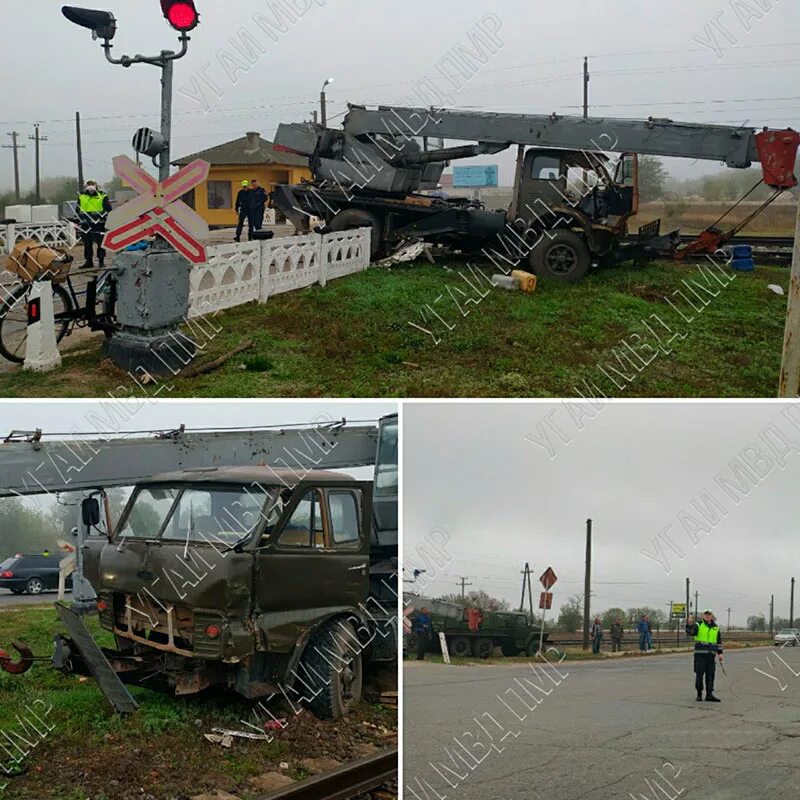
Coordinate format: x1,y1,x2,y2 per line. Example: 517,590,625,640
774,628,800,647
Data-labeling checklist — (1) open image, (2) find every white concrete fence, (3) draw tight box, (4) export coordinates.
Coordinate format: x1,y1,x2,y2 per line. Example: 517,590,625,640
188,229,371,318
2,221,79,255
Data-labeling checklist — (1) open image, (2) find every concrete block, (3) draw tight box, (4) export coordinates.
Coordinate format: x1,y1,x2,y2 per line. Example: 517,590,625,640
4,205,31,222
31,205,59,223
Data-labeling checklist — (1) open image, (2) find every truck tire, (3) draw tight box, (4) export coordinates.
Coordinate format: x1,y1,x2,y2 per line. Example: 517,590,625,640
526,639,541,657
473,638,494,659
450,637,471,658
529,230,591,283
328,209,384,259
301,619,363,720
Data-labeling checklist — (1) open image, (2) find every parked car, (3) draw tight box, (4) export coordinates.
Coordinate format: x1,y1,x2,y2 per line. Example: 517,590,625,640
0,554,71,595
774,628,800,647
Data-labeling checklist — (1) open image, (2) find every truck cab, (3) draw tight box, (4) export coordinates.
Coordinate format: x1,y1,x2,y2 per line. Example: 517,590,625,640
82,465,389,719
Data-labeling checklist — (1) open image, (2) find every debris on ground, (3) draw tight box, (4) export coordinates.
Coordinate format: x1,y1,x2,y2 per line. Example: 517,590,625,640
768,284,785,295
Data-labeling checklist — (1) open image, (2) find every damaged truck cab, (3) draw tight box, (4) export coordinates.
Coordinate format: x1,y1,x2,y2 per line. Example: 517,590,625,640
82,464,394,719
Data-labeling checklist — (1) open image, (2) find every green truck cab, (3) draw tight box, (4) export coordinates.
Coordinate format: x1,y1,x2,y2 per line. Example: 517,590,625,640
79,453,397,719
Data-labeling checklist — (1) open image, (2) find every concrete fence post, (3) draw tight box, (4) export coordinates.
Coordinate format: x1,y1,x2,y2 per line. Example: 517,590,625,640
318,233,328,287
24,281,62,372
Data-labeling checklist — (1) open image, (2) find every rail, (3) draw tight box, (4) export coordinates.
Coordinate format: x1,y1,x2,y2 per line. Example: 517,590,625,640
257,747,398,800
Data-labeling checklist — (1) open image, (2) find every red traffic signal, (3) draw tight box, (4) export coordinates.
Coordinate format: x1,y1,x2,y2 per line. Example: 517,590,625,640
160,0,199,32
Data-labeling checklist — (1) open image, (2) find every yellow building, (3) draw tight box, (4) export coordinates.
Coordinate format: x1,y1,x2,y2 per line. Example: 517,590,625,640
172,131,311,227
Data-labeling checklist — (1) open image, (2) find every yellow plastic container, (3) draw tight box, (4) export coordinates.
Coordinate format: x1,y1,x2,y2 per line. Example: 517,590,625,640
511,270,537,293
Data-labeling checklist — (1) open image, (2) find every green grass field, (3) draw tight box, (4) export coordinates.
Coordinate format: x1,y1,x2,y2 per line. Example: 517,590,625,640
0,259,790,398
0,606,396,800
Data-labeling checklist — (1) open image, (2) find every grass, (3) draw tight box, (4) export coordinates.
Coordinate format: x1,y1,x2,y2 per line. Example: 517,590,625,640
0,258,790,398
0,606,396,800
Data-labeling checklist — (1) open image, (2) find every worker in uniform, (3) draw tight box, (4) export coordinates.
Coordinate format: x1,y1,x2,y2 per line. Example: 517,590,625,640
610,616,624,652
76,180,112,269
248,178,269,233
234,180,252,242
686,610,723,702
414,606,432,661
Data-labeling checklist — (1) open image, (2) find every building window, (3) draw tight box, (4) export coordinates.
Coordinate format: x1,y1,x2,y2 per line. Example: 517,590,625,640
207,181,232,210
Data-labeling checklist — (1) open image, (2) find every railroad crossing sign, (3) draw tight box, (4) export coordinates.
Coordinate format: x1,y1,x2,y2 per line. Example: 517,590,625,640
103,155,210,264
540,566,558,591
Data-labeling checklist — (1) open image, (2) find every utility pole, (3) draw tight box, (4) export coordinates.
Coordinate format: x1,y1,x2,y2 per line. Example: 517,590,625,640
791,577,796,627
695,591,699,617
583,56,590,119
582,518,592,651
28,124,47,205
75,112,84,189
458,576,473,600
726,607,732,631
769,594,774,636
527,566,534,624
2,132,25,202
582,56,589,186
779,177,800,395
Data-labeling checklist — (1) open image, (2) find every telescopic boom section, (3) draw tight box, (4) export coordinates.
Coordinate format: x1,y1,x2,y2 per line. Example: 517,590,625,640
343,106,800,189
0,424,381,498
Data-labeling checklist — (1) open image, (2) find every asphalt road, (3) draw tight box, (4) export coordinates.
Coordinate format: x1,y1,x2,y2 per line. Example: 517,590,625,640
0,589,67,606
404,648,800,799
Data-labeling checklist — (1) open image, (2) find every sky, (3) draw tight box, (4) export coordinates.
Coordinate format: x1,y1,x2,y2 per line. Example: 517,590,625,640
3,0,800,191
0,399,396,512
403,402,800,627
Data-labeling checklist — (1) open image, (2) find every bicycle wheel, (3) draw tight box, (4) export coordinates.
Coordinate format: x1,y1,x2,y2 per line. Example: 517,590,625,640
0,281,73,364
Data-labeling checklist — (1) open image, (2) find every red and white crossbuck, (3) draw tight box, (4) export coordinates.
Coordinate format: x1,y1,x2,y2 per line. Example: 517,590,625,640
104,156,211,264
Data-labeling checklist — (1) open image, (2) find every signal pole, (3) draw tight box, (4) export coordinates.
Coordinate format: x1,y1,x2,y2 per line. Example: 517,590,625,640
2,132,25,202
458,576,473,600
583,56,590,119
769,594,774,636
28,124,47,204
582,518,592,652
791,577,795,627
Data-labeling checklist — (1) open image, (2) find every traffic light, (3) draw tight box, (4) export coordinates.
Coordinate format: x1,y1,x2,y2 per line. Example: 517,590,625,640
160,1,200,32
62,6,117,40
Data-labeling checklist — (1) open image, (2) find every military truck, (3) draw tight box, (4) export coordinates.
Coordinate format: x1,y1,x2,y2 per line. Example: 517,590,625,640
0,417,398,721
407,600,548,658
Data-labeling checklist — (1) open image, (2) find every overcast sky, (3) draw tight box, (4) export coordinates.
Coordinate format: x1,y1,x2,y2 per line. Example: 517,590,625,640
0,400,396,514
404,402,800,627
3,0,800,191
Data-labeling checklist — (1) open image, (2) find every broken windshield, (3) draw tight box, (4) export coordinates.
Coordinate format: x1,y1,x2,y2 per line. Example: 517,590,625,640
117,484,274,546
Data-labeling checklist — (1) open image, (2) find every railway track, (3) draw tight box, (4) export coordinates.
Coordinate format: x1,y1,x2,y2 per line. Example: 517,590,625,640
257,748,398,800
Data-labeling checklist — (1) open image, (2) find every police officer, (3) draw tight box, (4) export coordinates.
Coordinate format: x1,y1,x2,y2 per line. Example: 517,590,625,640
234,180,251,242
248,178,269,232
414,606,432,661
77,180,112,269
686,610,723,702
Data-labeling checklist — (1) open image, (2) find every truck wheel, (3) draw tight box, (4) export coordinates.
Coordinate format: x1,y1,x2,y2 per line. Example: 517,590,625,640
526,639,541,657
328,209,384,259
529,230,591,283
473,638,494,659
301,619,363,720
450,637,471,658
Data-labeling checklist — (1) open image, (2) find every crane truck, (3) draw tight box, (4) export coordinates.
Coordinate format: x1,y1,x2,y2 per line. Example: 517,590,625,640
272,105,800,282
0,415,398,720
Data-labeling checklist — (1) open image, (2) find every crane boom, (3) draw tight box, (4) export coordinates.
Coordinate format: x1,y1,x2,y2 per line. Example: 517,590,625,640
0,422,380,498
342,105,800,187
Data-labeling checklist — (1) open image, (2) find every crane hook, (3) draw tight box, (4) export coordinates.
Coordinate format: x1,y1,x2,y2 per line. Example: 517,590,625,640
0,641,35,674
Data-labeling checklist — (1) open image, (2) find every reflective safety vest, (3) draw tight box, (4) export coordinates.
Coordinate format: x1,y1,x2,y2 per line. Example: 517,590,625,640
78,192,107,214
694,621,720,653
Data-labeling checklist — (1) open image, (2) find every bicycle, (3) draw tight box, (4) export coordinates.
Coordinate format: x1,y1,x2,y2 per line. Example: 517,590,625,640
0,244,116,364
